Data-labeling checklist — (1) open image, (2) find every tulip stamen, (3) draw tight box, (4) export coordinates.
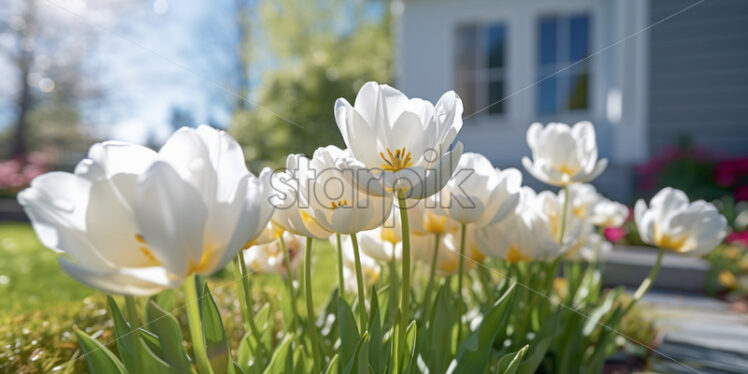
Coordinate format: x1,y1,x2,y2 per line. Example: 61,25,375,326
134,234,161,265
330,200,349,210
139,247,160,264
506,246,530,263
380,147,413,172
654,227,688,252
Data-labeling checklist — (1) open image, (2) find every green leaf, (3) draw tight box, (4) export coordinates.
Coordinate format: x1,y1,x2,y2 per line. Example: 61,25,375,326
236,332,254,374
343,332,370,374
146,300,193,373
233,361,248,374
107,296,138,373
323,354,339,374
337,295,360,367
147,289,178,322
582,289,618,336
497,345,529,374
452,283,516,374
517,310,560,374
74,327,128,374
262,335,294,374
201,284,234,374
107,297,173,374
138,329,166,360
293,344,308,373
254,303,273,352
402,321,417,374
426,285,454,374
367,286,385,374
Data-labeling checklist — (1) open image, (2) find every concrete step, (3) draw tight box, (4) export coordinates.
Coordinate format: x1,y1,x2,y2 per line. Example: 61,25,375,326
601,246,710,293
640,292,748,373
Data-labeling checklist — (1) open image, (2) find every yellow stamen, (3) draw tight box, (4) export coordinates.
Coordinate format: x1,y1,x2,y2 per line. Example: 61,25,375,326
188,242,219,275
380,227,399,244
330,200,348,210
506,245,531,263
139,247,160,265
654,227,688,252
135,234,161,266
559,163,577,177
424,212,447,234
380,147,414,172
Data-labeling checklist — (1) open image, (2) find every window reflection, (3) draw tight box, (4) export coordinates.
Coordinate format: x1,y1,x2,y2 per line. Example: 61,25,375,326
537,13,591,115
455,23,507,118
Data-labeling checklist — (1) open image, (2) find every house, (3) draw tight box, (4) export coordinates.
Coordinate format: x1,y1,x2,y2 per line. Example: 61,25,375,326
395,0,748,202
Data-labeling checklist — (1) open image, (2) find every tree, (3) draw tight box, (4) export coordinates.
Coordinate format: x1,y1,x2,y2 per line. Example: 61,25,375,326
229,0,393,170
0,0,141,161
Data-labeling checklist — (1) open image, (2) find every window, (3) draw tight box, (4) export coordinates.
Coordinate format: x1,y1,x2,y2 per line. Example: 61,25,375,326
537,13,591,115
455,23,507,117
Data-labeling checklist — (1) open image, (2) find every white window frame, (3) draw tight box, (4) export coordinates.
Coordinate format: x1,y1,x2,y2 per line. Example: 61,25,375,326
454,22,509,119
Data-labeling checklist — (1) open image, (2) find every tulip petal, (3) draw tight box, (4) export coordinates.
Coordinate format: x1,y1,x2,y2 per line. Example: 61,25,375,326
406,141,464,199
59,257,175,296
134,161,208,277
88,141,157,177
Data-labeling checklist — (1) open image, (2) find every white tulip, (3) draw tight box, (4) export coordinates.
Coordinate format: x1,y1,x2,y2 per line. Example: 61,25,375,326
269,156,333,239
566,232,612,262
590,198,629,228
475,187,563,262
245,231,305,276
435,152,521,226
537,190,584,248
18,126,274,295
338,234,381,292
407,198,459,236
522,122,607,186
290,145,393,235
334,82,464,199
411,232,483,276
357,226,402,262
562,183,599,219
634,187,727,256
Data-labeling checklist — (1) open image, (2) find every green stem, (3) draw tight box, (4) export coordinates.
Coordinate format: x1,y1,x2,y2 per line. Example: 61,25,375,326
183,275,212,374
304,237,321,373
388,257,398,326
124,295,139,328
279,235,300,330
233,254,267,357
558,185,570,244
350,233,368,331
422,233,441,321
336,233,345,298
457,223,467,342
624,248,665,315
395,190,412,373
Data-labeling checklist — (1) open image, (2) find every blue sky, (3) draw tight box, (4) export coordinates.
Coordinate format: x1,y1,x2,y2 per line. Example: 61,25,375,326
1,0,385,145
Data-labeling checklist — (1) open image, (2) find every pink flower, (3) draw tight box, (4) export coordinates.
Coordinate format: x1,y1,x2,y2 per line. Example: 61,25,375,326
604,227,626,243
726,230,748,248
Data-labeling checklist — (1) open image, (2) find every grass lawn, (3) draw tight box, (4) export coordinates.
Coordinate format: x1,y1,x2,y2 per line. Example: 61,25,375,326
0,222,338,373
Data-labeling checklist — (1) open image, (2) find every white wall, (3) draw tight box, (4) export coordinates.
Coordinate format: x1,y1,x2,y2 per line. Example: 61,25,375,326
397,0,649,168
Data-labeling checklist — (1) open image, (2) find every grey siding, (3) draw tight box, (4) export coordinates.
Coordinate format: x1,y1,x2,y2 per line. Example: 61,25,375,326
649,0,748,157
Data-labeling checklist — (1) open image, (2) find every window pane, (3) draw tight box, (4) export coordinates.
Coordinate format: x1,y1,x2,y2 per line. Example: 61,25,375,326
456,25,478,71
486,25,506,69
538,75,557,115
488,80,504,114
539,17,557,65
567,71,589,110
569,15,590,62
